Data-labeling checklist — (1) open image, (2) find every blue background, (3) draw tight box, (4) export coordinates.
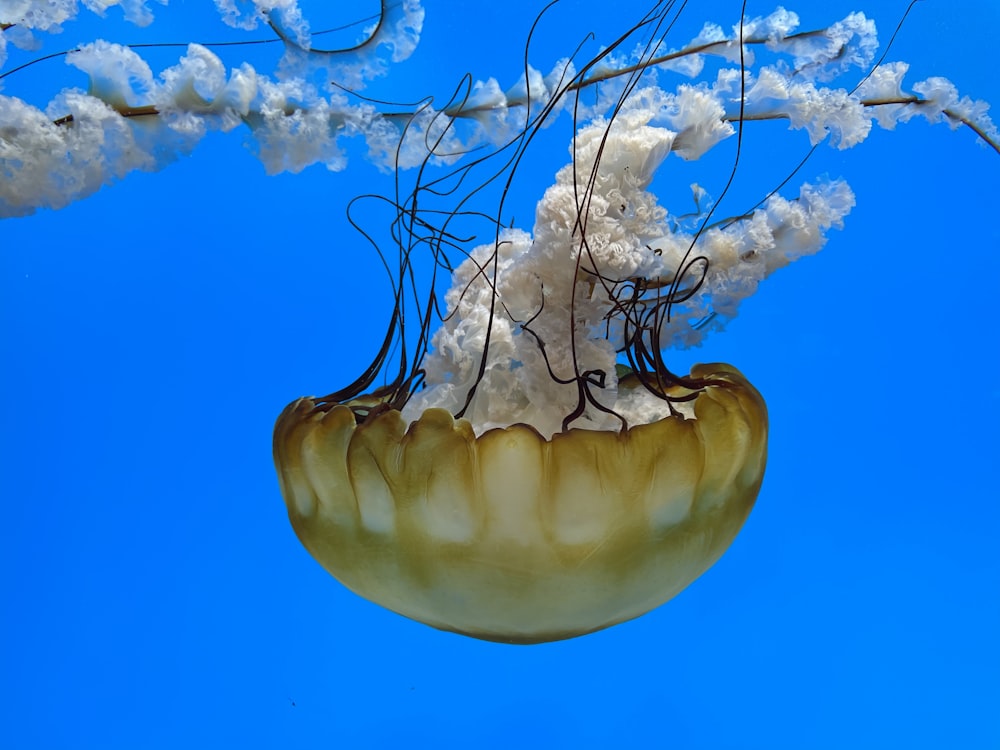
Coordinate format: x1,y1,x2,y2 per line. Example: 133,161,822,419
2,1,998,747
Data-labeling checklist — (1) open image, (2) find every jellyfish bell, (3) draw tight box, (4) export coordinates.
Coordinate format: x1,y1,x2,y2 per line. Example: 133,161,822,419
274,364,765,644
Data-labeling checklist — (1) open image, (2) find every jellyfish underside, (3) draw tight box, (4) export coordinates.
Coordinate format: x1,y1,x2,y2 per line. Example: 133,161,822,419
274,364,767,644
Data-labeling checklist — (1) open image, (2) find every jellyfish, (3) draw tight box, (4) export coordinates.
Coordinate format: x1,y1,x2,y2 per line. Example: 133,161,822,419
1,1,996,644
265,3,997,642
271,18,779,641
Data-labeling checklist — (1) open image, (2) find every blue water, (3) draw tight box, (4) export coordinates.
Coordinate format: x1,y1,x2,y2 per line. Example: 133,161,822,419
2,1,998,747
